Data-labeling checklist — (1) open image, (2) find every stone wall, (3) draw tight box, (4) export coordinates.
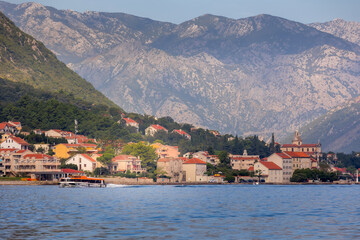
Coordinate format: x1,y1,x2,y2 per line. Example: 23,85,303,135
103,177,155,185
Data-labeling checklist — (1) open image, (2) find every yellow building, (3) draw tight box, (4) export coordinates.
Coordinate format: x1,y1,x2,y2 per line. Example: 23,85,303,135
54,143,97,159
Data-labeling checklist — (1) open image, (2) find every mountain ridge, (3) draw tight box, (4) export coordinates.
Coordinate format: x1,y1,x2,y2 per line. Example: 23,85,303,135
1,1,360,152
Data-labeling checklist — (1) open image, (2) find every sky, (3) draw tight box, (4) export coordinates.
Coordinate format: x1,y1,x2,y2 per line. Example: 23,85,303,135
3,0,360,24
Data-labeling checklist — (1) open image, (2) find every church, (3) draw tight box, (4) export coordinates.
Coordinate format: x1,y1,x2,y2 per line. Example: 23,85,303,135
281,130,321,159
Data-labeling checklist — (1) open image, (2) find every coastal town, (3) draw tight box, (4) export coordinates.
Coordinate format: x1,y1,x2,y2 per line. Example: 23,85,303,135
0,119,357,185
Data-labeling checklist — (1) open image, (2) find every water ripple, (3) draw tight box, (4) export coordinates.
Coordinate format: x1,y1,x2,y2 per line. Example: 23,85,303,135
1,185,360,239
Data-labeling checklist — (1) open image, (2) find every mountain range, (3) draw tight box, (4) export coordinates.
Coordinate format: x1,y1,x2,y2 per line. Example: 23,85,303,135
0,1,359,152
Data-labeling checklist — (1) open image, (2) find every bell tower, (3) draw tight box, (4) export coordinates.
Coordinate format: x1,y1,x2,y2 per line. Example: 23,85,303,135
291,130,302,146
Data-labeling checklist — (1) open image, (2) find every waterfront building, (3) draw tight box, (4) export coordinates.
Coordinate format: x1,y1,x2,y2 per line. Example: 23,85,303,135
66,154,97,172
0,150,60,176
281,130,321,159
230,150,260,170
182,158,207,182
267,152,293,183
145,124,168,136
111,155,146,174
284,151,314,172
254,161,283,183
157,157,184,182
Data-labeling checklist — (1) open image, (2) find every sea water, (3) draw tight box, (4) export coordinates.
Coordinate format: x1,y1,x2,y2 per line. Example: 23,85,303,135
0,184,359,239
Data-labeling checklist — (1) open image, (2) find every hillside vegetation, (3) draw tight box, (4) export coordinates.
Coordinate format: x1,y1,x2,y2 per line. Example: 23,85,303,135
0,11,117,108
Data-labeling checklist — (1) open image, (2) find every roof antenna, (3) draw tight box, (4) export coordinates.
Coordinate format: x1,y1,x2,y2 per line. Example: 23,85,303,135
74,119,78,144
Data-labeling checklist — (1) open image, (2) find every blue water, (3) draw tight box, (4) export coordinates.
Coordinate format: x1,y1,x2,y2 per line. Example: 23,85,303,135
0,185,359,239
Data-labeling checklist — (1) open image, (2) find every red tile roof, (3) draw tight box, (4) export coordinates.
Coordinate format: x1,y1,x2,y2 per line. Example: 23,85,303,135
248,166,254,171
61,168,84,174
231,156,260,161
334,167,347,173
23,154,51,159
259,161,282,170
173,129,190,137
301,144,319,147
9,136,29,145
275,152,292,159
0,148,17,153
80,154,96,163
80,143,97,147
158,158,170,162
150,124,168,131
16,150,28,153
183,158,207,164
178,157,189,162
282,144,319,148
0,122,13,129
64,143,97,148
284,152,310,158
124,118,138,124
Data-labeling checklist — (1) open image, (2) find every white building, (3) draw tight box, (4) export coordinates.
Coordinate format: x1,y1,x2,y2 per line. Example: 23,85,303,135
254,161,283,183
267,152,293,183
231,150,260,170
145,124,168,136
66,154,97,172
0,136,29,150
123,118,139,131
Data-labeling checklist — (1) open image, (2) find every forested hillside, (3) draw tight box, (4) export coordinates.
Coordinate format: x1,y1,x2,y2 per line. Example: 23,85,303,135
0,79,270,157
0,11,117,108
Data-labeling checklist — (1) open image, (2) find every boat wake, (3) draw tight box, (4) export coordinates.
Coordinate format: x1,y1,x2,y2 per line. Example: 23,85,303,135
106,184,128,188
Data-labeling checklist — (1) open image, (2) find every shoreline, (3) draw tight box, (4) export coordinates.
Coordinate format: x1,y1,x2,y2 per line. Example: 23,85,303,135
0,180,357,186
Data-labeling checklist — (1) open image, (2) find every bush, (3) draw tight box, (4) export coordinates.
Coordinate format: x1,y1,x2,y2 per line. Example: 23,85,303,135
225,174,235,183
94,167,110,175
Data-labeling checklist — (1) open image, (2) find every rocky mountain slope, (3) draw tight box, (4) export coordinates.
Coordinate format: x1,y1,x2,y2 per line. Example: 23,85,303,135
0,9,117,108
310,19,360,46
1,1,360,146
300,96,360,153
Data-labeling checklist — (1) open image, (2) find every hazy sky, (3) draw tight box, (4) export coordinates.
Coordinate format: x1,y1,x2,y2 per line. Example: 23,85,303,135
4,0,360,24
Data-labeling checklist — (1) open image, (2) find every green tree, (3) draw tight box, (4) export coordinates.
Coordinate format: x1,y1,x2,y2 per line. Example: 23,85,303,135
97,146,115,168
218,151,230,167
122,142,157,173
36,147,45,153
60,163,78,170
94,167,110,176
47,148,55,156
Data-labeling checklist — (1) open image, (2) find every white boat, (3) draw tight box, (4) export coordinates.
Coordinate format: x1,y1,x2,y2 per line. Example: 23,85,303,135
59,176,106,188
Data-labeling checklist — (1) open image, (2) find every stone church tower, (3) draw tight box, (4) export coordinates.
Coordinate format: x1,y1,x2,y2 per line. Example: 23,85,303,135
291,130,302,146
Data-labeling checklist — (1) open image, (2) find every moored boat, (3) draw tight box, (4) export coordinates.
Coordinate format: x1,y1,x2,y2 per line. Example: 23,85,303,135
59,176,106,188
